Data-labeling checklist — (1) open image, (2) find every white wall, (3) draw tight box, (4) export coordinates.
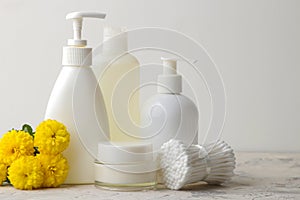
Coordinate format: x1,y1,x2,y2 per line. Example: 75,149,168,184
0,0,299,152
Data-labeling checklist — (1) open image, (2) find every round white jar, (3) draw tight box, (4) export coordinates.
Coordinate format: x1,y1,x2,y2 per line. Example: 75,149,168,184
95,142,157,191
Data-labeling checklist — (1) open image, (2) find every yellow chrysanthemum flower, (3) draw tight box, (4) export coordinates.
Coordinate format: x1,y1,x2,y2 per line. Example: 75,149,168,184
0,163,7,184
8,156,44,190
34,119,70,155
0,130,34,165
37,154,69,187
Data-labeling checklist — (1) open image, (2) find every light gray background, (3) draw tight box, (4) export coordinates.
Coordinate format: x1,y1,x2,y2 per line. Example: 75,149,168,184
0,0,299,152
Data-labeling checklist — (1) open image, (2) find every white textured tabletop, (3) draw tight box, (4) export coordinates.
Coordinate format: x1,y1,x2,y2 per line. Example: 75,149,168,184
0,152,299,200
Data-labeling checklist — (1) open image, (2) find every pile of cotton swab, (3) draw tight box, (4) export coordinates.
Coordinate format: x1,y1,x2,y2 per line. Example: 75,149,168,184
159,139,235,190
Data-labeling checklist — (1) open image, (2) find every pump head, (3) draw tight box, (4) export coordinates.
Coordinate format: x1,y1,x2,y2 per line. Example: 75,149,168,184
66,11,106,46
62,11,106,66
161,57,178,75
158,57,182,94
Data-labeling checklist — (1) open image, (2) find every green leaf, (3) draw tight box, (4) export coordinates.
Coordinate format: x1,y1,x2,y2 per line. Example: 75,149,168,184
22,124,34,137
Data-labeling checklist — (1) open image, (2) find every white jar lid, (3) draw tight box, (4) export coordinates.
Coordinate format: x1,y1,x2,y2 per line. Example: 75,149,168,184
97,142,153,164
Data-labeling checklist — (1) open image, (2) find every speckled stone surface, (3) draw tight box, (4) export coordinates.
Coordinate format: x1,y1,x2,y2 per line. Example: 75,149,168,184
0,152,299,200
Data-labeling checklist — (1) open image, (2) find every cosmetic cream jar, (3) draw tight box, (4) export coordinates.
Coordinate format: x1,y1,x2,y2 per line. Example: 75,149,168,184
95,142,157,191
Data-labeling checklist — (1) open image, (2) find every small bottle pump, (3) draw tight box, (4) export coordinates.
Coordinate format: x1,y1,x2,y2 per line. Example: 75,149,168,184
157,58,182,94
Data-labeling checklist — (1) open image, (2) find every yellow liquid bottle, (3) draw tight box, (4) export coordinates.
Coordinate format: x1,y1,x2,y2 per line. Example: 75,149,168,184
93,27,140,142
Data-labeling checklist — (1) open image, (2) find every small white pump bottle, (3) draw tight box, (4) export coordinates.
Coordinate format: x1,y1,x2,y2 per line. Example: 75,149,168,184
141,58,198,152
45,12,109,184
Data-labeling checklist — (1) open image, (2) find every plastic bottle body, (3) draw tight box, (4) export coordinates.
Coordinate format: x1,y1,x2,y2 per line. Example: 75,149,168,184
94,53,140,142
45,66,109,184
141,94,198,152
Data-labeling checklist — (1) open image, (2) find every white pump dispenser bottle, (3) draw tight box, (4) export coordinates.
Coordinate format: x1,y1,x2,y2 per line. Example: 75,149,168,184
45,12,109,184
141,58,198,152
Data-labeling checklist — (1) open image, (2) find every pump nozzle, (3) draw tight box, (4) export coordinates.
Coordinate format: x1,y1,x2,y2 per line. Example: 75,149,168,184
66,11,106,46
161,57,178,75
158,57,182,94
62,11,106,66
